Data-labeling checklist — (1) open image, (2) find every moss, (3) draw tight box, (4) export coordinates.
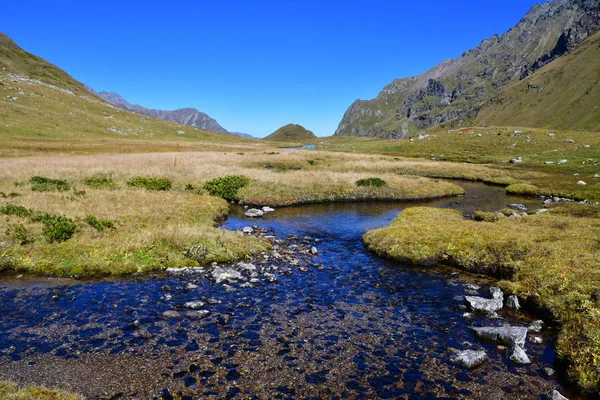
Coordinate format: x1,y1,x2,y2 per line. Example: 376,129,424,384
363,206,600,393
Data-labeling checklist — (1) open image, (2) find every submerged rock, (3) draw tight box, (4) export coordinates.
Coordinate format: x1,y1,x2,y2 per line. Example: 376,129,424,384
472,326,528,348
162,310,182,319
186,310,210,319
212,267,244,284
450,349,487,368
508,204,527,212
543,367,556,376
528,320,544,333
184,301,205,310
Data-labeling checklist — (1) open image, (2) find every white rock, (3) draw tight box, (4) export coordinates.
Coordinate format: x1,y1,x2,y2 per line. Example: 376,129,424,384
450,350,488,368
577,180,587,185
536,208,549,215
262,206,275,213
506,295,520,309
184,301,205,309
245,208,264,218
557,159,567,165
508,344,531,364
548,389,569,400
472,326,528,348
242,226,254,234
528,320,544,332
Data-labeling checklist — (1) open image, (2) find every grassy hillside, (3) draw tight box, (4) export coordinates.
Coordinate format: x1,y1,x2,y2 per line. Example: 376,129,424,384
0,33,243,144
475,31,600,131
263,123,316,142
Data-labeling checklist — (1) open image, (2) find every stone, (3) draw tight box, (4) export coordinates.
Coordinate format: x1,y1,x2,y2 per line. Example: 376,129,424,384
510,157,523,164
547,132,555,137
450,350,487,368
506,295,520,309
543,367,555,376
186,310,210,319
577,180,587,185
242,226,254,234
185,283,198,290
565,139,574,143
262,206,275,213
472,326,528,348
465,296,503,314
536,208,549,215
544,161,554,164
236,262,256,273
530,336,543,344
528,320,544,332
162,310,181,319
508,204,527,212
490,286,504,300
310,246,318,255
508,344,531,364
218,314,231,325
184,301,205,309
263,273,278,283
548,389,569,400
594,174,600,178
245,208,264,218
557,159,567,165
212,267,244,284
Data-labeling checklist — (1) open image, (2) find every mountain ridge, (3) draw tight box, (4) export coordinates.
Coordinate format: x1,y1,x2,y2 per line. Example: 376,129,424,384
334,0,600,138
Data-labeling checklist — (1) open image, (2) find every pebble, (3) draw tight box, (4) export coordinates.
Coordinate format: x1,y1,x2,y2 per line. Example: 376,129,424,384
544,367,555,376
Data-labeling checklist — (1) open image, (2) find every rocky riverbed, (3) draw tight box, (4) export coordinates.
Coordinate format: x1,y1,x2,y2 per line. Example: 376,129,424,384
0,183,574,399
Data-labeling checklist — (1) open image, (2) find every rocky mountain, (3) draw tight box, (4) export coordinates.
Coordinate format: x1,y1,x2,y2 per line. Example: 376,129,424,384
474,30,600,130
263,124,317,141
88,88,229,134
334,0,600,138
230,132,257,139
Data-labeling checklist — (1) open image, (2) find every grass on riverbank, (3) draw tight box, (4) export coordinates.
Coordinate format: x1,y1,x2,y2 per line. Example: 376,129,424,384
0,380,83,400
363,205,600,393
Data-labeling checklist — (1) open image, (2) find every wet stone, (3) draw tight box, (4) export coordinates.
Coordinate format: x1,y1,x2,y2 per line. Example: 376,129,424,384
472,326,528,348
450,350,488,368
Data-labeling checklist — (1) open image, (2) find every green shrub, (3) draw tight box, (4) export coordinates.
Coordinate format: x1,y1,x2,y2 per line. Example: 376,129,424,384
40,215,78,243
356,177,387,187
126,176,172,191
29,176,70,192
0,203,33,218
203,175,250,200
6,224,32,245
84,215,115,231
85,176,119,190
307,160,315,165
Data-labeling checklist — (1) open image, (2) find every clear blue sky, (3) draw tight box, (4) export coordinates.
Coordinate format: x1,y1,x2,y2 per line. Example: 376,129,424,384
2,0,542,137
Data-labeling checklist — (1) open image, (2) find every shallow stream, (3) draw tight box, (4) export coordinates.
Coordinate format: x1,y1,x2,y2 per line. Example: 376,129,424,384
0,183,572,399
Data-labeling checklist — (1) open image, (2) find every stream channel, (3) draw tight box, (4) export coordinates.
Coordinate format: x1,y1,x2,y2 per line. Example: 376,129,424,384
0,182,573,399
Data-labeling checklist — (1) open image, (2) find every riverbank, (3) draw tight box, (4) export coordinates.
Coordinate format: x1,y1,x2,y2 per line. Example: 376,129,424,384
363,203,600,395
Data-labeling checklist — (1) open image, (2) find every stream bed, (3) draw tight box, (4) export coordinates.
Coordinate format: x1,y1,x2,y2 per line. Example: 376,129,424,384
0,183,572,399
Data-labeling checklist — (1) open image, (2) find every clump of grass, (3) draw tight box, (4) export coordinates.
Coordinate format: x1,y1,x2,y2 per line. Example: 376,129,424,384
126,176,172,191
85,176,119,190
0,203,33,218
72,188,86,197
473,211,501,222
307,159,315,166
0,380,83,400
30,176,70,192
203,175,249,201
356,177,387,187
0,192,21,198
506,183,543,196
39,214,78,243
84,215,115,232
364,206,600,393
6,224,32,245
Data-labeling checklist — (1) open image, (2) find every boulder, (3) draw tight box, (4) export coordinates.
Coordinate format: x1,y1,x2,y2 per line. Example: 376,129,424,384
508,204,527,212
450,350,488,368
528,320,544,332
510,157,523,164
211,267,244,284
262,206,275,213
472,326,528,348
490,286,504,300
577,180,587,186
465,296,503,314
506,295,520,309
245,208,264,218
508,344,531,364
242,226,254,234
548,389,569,400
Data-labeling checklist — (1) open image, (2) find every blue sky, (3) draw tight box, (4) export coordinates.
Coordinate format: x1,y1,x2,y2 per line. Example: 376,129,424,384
2,0,541,137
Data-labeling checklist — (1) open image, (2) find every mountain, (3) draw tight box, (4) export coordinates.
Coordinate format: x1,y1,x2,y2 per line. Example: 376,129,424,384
230,132,257,139
0,33,241,143
263,124,317,141
87,88,229,134
334,0,600,138
473,30,600,130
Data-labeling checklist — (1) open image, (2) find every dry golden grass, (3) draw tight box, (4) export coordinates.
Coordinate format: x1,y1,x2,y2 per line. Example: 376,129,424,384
0,380,83,400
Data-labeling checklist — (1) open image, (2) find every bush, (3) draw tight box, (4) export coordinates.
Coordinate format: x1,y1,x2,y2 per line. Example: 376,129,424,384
126,176,172,191
41,215,78,243
30,176,70,192
6,224,32,245
356,177,387,187
85,176,119,190
307,160,315,165
0,203,33,218
203,175,249,200
84,215,115,231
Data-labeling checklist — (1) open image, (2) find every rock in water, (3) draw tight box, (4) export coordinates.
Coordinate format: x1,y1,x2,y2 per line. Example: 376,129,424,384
489,286,504,300
506,295,520,309
184,301,205,309
528,320,544,332
472,326,528,348
508,344,531,364
162,310,181,319
450,350,487,368
211,267,244,284
465,296,503,314
245,208,264,218
549,389,569,400
262,206,275,213
508,204,527,212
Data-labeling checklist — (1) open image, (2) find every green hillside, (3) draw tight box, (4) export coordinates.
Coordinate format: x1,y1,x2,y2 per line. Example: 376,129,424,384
263,123,316,142
0,33,241,144
474,31,600,131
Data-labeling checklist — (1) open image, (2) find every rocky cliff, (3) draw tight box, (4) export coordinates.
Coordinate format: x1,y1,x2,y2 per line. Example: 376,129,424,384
334,0,600,138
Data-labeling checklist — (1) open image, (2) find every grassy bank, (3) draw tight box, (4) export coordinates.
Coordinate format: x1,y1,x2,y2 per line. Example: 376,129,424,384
363,205,600,393
0,380,82,400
